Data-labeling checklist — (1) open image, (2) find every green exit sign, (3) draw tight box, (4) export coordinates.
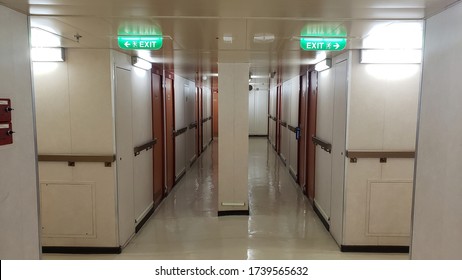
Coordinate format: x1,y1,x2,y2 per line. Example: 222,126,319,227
300,37,347,51
118,36,163,50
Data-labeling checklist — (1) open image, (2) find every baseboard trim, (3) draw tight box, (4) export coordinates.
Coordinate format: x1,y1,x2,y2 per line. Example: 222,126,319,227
190,156,197,167
249,135,268,138
341,245,409,253
174,169,186,184
313,203,330,231
135,206,155,233
42,246,122,254
218,210,250,217
289,168,298,183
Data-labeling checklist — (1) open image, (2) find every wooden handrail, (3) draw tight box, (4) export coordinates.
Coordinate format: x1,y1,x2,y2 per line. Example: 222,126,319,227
346,150,415,163
174,127,188,137
38,154,116,167
189,122,198,129
134,139,157,156
201,116,213,123
287,125,297,133
312,136,332,153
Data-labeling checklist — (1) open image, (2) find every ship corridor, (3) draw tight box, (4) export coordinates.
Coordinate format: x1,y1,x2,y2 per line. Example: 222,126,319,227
44,138,407,260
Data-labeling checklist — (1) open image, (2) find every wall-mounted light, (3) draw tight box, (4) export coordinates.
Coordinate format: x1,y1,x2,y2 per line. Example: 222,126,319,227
131,56,152,70
315,58,332,72
360,49,422,64
31,47,65,62
250,74,270,79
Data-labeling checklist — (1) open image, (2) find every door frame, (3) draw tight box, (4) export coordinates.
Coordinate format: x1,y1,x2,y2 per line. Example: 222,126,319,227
298,72,309,193
151,67,165,203
164,73,175,193
306,70,318,201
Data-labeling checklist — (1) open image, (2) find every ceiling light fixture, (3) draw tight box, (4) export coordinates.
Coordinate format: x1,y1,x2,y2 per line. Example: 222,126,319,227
223,34,233,43
315,58,332,72
131,56,152,70
31,47,65,62
250,74,270,79
253,33,275,43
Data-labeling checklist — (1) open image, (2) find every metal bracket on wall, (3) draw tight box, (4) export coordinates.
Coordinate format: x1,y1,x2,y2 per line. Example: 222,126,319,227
134,139,157,156
312,135,332,154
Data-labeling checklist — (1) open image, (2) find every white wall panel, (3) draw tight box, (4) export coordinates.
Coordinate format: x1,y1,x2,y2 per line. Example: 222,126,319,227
256,90,269,135
115,67,135,247
34,49,122,249
174,76,186,129
330,58,349,245
348,51,420,150
113,50,155,238
34,63,72,154
341,50,419,247
314,67,335,221
68,50,114,154
249,90,269,136
314,146,332,220
277,76,300,179
0,6,40,259
367,181,413,236
185,81,197,166
218,63,249,212
130,66,153,225
282,80,290,124
248,90,256,134
186,129,196,165
412,2,462,259
131,68,153,146
133,151,153,224
270,87,277,117
316,69,334,142
289,77,299,127
186,81,196,124
35,49,114,155
280,127,288,163
174,76,196,177
289,134,298,176
175,134,186,177
39,162,118,247
40,183,96,237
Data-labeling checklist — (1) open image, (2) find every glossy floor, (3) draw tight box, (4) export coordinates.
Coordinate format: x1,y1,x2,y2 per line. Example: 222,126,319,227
44,138,408,260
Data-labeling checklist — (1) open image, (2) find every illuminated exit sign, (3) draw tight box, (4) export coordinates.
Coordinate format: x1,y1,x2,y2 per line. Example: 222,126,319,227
118,36,163,50
300,37,347,51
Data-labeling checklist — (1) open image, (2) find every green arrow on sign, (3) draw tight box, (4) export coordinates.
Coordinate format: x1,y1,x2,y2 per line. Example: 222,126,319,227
118,36,163,50
300,37,347,51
